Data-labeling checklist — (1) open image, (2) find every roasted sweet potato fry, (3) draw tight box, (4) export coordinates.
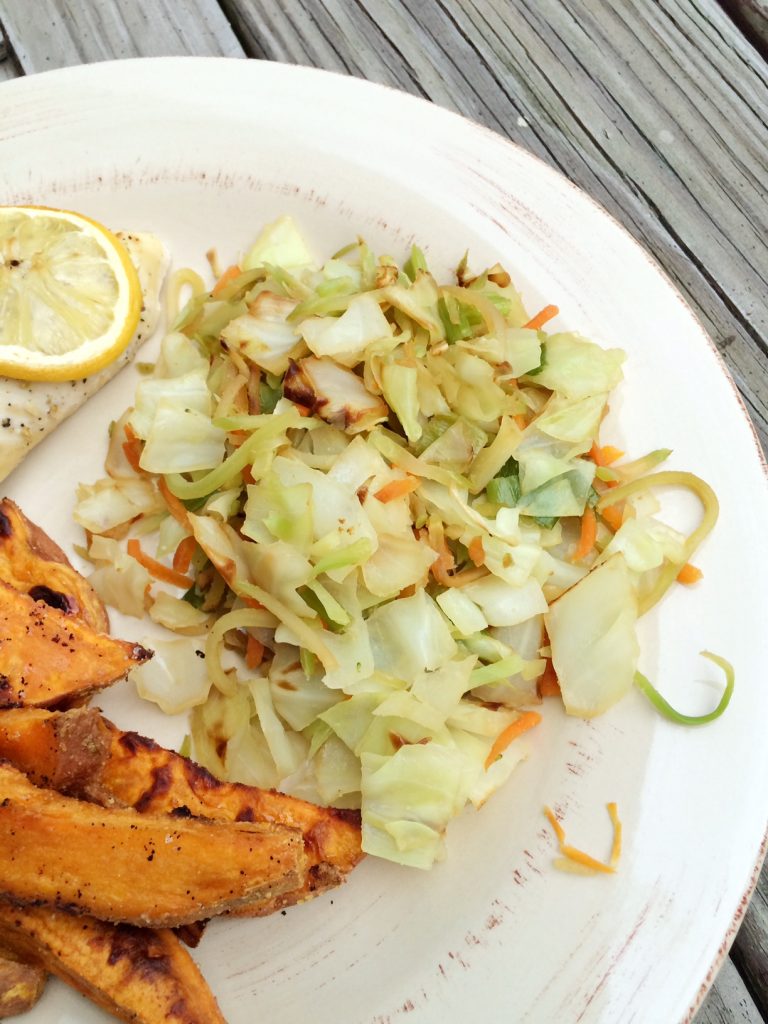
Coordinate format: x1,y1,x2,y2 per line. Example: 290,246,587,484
0,946,46,1019
0,706,364,914
0,761,305,927
0,498,108,632
0,904,226,1024
0,582,151,708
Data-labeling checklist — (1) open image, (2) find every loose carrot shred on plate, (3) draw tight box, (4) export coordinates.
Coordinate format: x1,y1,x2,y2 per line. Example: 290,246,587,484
538,660,561,698
484,710,541,771
676,562,703,585
211,263,241,298
126,538,195,590
523,304,559,331
245,633,265,670
543,802,622,875
374,476,421,503
589,442,625,467
158,477,190,528
467,536,485,567
571,507,597,563
172,535,197,575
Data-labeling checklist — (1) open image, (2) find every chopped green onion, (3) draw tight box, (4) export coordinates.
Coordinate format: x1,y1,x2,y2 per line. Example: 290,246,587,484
634,651,734,725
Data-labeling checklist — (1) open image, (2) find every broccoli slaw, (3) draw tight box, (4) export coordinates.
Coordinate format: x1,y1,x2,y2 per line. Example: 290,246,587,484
74,216,731,870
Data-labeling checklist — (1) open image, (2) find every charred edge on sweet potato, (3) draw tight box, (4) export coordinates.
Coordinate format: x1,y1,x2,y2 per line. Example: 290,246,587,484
0,707,363,915
0,760,305,928
0,903,226,1023
0,499,109,633
0,582,151,709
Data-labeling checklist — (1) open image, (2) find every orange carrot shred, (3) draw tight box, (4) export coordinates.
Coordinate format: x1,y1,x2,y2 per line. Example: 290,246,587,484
172,535,197,575
676,562,703,585
122,424,144,475
523,304,559,331
127,538,195,589
544,803,621,875
293,403,312,417
467,536,485,567
245,634,265,670
513,413,528,431
571,507,597,563
600,504,624,533
211,264,241,298
589,442,625,467
374,476,421,503
538,660,561,698
158,477,190,528
484,711,542,771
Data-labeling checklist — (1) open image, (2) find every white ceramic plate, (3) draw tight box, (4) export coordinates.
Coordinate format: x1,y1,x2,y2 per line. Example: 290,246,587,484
1,58,766,1024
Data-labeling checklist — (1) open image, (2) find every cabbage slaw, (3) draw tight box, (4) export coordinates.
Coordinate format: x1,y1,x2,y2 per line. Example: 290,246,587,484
75,216,730,870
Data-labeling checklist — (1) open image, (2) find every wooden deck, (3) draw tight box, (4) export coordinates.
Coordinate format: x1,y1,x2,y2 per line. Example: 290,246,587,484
0,1,766,1021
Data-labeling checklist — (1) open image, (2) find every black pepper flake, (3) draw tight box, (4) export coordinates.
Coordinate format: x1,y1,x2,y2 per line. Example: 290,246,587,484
1,419,10,428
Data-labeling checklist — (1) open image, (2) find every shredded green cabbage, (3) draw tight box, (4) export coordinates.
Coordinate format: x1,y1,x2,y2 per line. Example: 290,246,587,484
76,215,730,870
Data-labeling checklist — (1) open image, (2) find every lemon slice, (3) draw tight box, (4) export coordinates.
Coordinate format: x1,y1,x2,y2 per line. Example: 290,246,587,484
0,205,142,381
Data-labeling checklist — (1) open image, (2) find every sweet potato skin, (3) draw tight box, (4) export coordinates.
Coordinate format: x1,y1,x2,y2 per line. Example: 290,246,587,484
0,946,46,1019
0,707,364,915
0,582,151,708
0,761,305,927
0,904,226,1024
0,498,108,633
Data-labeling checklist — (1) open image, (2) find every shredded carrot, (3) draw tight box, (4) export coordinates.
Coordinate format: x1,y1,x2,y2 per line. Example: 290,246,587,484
589,442,625,467
538,660,561,698
467,536,485,567
293,402,312,417
126,538,195,589
523,304,559,331
245,633,265,670
242,465,255,486
484,711,542,770
228,429,251,448
513,413,528,431
543,803,622,875
571,507,597,563
607,802,622,869
158,477,190,528
600,504,624,533
374,476,421,503
241,595,265,610
676,562,703,585
122,424,143,475
211,264,241,298
172,535,197,575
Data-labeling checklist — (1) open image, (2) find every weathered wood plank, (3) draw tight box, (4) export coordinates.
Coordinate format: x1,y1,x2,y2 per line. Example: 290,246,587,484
0,19,20,80
721,0,768,53
0,0,244,69
732,860,768,1020
696,954,765,1024
223,0,768,453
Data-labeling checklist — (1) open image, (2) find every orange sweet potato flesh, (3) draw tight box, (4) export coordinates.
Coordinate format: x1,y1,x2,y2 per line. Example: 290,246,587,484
0,761,305,927
0,904,225,1024
0,581,152,708
0,498,108,633
0,706,363,915
0,945,46,1019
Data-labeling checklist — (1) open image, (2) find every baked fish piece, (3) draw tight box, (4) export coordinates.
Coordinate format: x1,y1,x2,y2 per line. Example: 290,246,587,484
0,230,167,482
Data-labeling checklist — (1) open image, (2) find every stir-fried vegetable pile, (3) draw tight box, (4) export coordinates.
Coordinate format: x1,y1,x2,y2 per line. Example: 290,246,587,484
74,217,729,869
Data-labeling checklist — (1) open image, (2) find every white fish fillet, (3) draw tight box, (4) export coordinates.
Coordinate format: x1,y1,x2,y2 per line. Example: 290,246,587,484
0,232,168,482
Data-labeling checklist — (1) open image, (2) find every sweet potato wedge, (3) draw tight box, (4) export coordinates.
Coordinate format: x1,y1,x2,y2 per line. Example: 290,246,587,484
0,706,364,914
0,498,108,633
0,582,151,708
0,760,305,927
0,904,225,1024
0,946,46,1019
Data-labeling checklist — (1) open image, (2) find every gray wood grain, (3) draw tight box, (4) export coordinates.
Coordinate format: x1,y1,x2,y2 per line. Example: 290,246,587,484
732,861,768,1020
697,955,765,1024
723,0,768,52
222,0,768,454
0,19,19,79
0,0,244,68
